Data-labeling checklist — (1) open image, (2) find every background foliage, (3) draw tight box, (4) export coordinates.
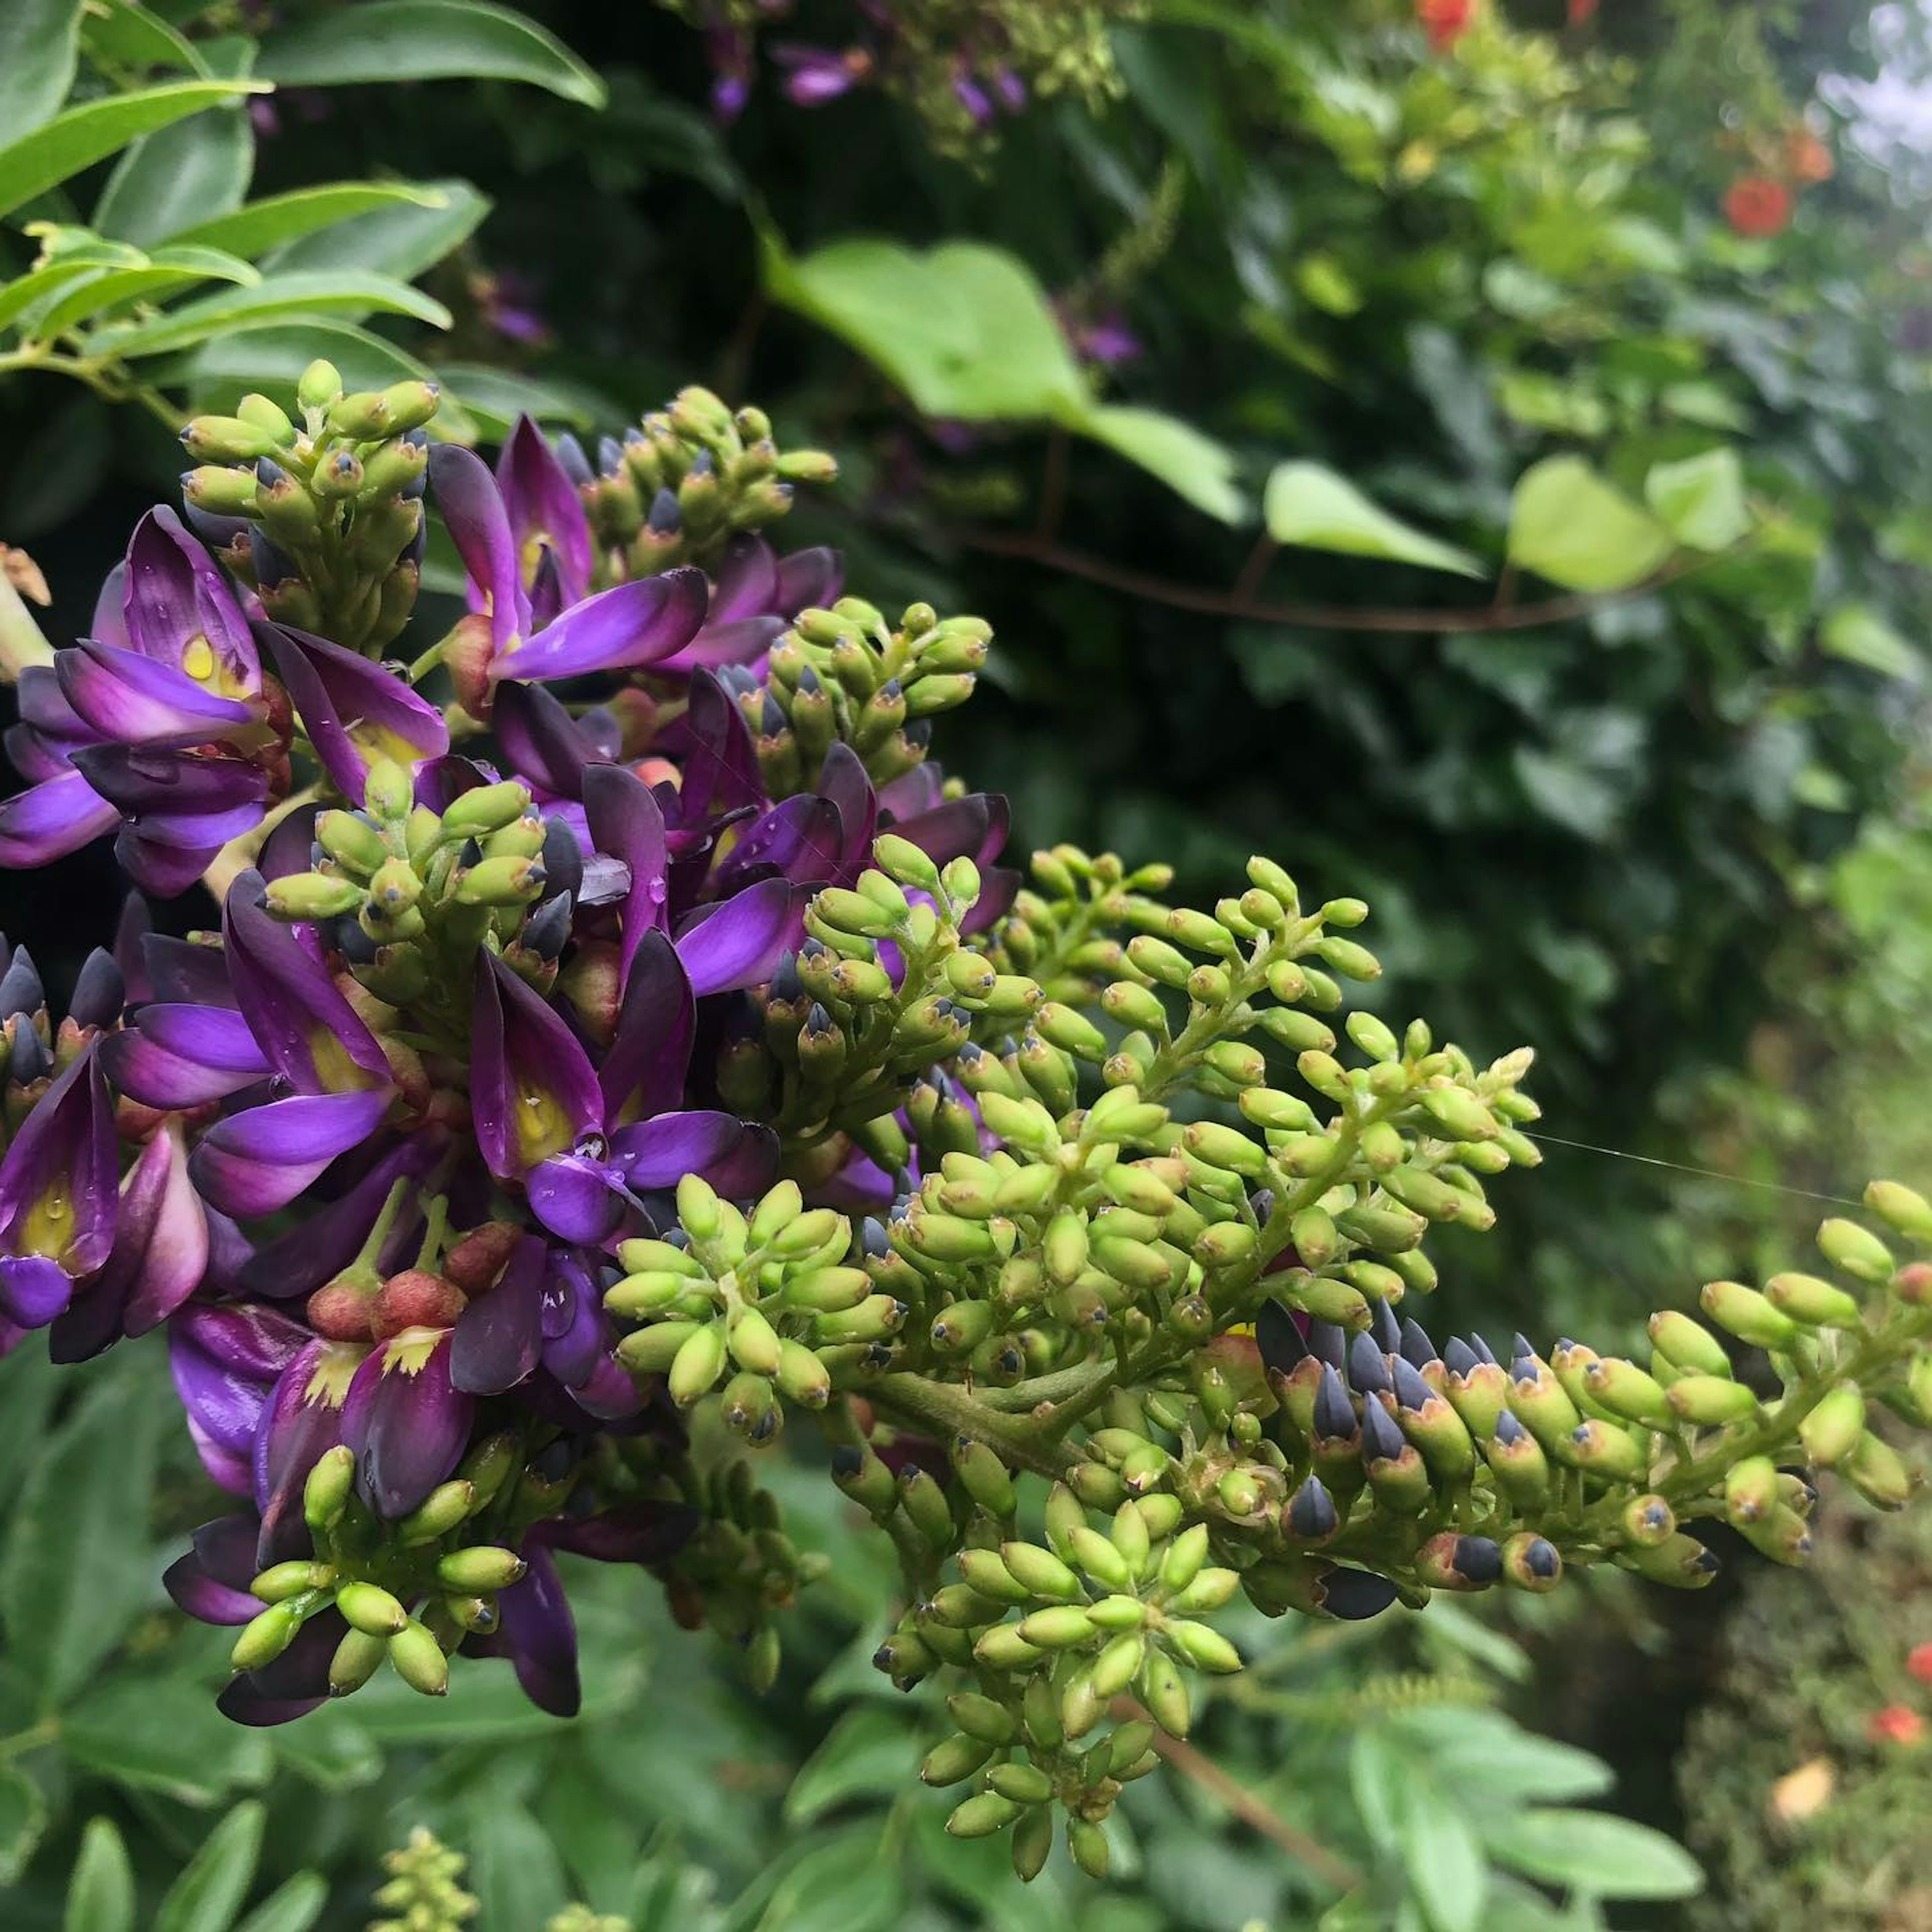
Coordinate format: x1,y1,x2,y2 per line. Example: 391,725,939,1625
5,0,1932,1923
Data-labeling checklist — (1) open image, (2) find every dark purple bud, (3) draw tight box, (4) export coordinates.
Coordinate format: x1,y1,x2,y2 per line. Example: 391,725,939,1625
540,818,584,905
1255,1298,1306,1379
1319,1567,1400,1621
1398,1318,1438,1370
1360,1399,1406,1466
164,1515,264,1626
1450,1536,1503,1585
1442,1337,1479,1378
340,1335,474,1519
1347,1331,1391,1399
1371,1299,1401,1354
648,489,680,535
1391,1358,1433,1414
1313,1363,1356,1442
1492,1409,1528,1446
1306,1319,1348,1373
68,948,124,1030
0,947,43,1019
1285,1475,1337,1542
523,893,574,960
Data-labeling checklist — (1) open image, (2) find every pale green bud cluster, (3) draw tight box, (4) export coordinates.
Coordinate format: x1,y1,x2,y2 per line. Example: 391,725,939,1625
745,602,991,794
369,1826,479,1932
182,362,438,652
581,385,834,582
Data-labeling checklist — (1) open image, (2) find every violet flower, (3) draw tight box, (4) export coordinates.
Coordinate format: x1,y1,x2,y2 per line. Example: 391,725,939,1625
0,1045,116,1335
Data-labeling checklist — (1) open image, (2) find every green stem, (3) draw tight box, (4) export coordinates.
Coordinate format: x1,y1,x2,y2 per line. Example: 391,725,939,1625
0,1718,58,1763
866,1372,1081,1480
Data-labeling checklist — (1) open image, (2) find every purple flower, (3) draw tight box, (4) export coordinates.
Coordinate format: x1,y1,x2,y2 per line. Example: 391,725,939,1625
772,41,869,107
0,511,287,894
0,1046,116,1333
340,1327,473,1519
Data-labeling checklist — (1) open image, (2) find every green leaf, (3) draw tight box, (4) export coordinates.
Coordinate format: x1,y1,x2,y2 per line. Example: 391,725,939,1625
163,182,452,260
1086,405,1245,524
464,1799,569,1930
257,1,606,107
29,249,257,341
1506,456,1674,593
268,177,489,281
1482,1809,1702,1901
0,80,265,222
1387,1708,1614,1806
63,1669,273,1804
783,1708,910,1825
1400,1778,1487,1932
0,0,86,142
153,1801,266,1932
1820,601,1923,683
88,269,451,356
765,232,1090,423
758,1826,902,1932
0,1344,56,1499
79,0,212,78
432,361,600,435
0,1763,46,1887
231,1873,328,1932
1264,459,1482,576
1643,448,1748,551
64,1817,136,1932
0,1361,163,1708
93,94,254,250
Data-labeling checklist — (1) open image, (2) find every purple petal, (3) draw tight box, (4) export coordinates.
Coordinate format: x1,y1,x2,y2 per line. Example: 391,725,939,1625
583,762,669,988
141,933,237,1007
678,670,765,817
123,507,258,688
164,1516,265,1625
428,443,527,657
168,1299,309,1465
56,638,260,746
450,1233,546,1395
709,534,779,621
258,801,321,882
0,1046,116,1277
341,1336,473,1519
262,623,449,803
0,768,118,866
0,1255,73,1328
191,1090,395,1218
494,680,609,802
70,743,268,828
611,1111,778,1196
565,1351,647,1420
599,928,694,1124
496,1543,580,1716
775,546,844,614
889,791,1010,869
469,951,602,1182
545,1501,698,1564
223,886,390,1093
496,570,707,683
711,794,843,894
499,416,594,605
102,1003,270,1106
253,1337,352,1564
674,877,803,995
237,1135,442,1302
657,614,786,678
526,1151,628,1246
114,826,224,897
105,1124,207,1336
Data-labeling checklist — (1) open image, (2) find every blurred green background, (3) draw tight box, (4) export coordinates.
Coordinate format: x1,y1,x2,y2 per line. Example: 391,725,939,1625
6,0,1932,1924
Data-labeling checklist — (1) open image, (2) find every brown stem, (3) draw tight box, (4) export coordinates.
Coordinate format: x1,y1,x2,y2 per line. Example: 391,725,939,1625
1230,532,1279,604
1034,425,1070,542
1112,1697,1364,1893
948,524,1728,635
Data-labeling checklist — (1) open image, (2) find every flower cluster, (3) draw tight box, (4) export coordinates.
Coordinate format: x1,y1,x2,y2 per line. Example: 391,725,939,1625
665,1,1146,155
3,359,1932,1880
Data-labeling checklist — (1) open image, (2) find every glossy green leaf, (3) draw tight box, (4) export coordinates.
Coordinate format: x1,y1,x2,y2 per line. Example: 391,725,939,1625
1482,1808,1702,1901
1506,455,1674,593
765,232,1090,423
0,1362,163,1708
783,1708,909,1825
64,1817,136,1932
0,0,86,141
29,249,257,341
256,1,606,107
231,1873,329,1932
432,361,600,435
1265,459,1482,575
164,182,452,260
1820,601,1923,683
269,177,489,281
1644,447,1749,551
63,1670,273,1804
88,270,451,356
78,0,211,77
1087,405,1245,524
153,1801,266,1932
0,80,264,222
93,93,255,250
0,1763,46,1887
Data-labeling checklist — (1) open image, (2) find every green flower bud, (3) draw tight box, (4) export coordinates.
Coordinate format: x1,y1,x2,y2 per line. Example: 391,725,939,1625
395,1480,475,1544
774,1340,831,1409
1723,1457,1780,1526
947,1792,1022,1839
1865,1180,1932,1245
1019,1605,1095,1650
1647,1310,1732,1379
989,1761,1055,1805
1619,1533,1719,1589
337,1581,409,1636
1817,1218,1895,1284
304,1443,355,1537
251,1559,335,1603
1419,1086,1497,1142
1797,1385,1866,1467
974,1625,1045,1670
1138,1648,1191,1736
1764,1269,1864,1328
1167,1620,1241,1674
266,872,364,921
668,1320,728,1406
899,1466,955,1548
1700,1279,1798,1349
328,1627,387,1697
389,1619,449,1696
1844,1431,1913,1508
1012,1803,1054,1882
1564,1419,1646,1481
232,1598,307,1671
1666,1375,1759,1426
435,1546,527,1593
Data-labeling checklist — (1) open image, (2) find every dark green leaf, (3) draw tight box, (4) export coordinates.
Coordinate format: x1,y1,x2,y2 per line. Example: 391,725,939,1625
268,178,489,281
0,1360,164,1708
1399,1778,1486,1932
78,0,211,78
64,1816,136,1932
0,1344,56,1500
464,1799,569,1929
0,0,86,141
759,1827,901,1932
153,1801,266,1932
432,361,600,435
0,1763,46,1887
30,249,257,340
93,95,255,250
1386,1708,1613,1805
0,80,264,222
1482,1808,1702,1901
164,182,453,260
231,1873,328,1932
63,1669,274,1804
87,270,451,356
782,1708,909,1825
256,1,606,107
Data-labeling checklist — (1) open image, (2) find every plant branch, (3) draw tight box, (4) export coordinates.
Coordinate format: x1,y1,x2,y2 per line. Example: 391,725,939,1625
866,1372,1082,1479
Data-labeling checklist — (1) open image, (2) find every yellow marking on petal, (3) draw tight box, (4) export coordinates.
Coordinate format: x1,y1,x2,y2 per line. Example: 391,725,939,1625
514,1081,575,1168
304,1342,367,1407
382,1327,445,1375
20,1179,72,1262
182,635,216,682
347,720,425,770
309,1026,376,1094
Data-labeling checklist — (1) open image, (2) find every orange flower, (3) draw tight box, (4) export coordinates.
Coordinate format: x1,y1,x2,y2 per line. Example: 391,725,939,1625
1907,1642,1932,1683
1724,175,1794,239
1417,0,1474,52
1787,129,1834,185
1867,1703,1925,1747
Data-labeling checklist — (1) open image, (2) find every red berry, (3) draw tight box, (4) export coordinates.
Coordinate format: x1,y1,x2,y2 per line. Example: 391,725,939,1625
1723,175,1794,239
1866,1703,1925,1747
1416,0,1473,52
1907,1642,1932,1684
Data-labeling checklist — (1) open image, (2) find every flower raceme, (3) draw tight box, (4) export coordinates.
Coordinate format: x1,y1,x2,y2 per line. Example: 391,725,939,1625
4,364,1932,1881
